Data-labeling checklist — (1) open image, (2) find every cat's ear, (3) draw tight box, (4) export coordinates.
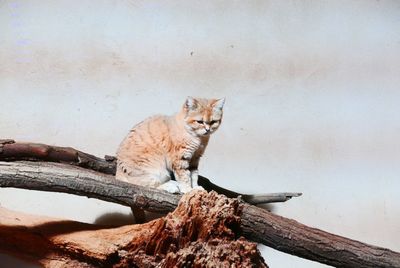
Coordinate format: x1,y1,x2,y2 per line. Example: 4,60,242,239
213,98,225,110
185,96,198,110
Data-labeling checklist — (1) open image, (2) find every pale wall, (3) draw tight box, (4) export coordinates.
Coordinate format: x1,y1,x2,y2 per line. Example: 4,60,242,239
1,1,400,267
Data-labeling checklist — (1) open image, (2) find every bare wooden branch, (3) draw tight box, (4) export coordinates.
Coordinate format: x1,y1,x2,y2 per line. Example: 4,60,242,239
0,139,116,174
0,139,301,205
1,161,399,268
197,175,301,204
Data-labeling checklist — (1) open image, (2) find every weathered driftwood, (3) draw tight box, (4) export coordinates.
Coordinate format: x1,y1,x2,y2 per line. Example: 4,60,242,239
0,139,116,174
0,190,268,267
1,161,399,268
0,139,301,205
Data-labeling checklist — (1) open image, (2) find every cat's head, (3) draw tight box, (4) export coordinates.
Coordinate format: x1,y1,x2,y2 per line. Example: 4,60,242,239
182,97,225,136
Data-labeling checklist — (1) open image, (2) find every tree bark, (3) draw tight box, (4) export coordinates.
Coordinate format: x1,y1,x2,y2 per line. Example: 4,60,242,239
241,204,400,268
0,190,267,267
0,161,179,214
0,139,301,205
1,161,399,268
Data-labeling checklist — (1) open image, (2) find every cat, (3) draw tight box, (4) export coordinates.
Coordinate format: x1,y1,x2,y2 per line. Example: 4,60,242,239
116,97,225,194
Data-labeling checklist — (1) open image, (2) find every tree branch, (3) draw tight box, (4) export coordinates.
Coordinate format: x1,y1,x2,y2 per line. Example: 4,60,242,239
0,139,116,174
0,139,301,205
1,161,399,268
0,161,179,214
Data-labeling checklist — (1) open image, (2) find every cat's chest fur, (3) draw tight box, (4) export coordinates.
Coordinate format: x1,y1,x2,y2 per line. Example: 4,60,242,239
171,132,209,164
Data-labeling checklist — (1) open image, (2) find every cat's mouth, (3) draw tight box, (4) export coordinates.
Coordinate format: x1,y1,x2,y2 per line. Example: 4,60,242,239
201,131,212,137
190,127,213,137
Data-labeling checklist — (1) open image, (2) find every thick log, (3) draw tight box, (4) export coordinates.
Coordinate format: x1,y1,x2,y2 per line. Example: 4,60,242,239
0,139,301,205
1,161,399,267
0,191,267,267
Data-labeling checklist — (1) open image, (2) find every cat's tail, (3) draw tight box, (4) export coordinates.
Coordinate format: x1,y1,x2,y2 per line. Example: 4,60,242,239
198,175,301,205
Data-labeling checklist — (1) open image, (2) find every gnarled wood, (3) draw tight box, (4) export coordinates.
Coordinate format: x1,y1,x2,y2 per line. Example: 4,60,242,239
1,161,399,267
0,191,267,267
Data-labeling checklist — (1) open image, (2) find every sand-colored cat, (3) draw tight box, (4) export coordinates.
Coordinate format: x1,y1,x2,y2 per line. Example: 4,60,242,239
116,97,224,194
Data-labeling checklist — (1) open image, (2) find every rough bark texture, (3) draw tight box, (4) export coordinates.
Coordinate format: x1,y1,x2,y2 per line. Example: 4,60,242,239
0,191,267,268
0,161,179,214
241,204,400,268
1,161,400,267
0,139,301,205
117,190,267,268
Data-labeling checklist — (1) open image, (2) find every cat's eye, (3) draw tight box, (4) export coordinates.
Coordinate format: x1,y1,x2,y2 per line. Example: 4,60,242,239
196,120,204,124
210,120,218,125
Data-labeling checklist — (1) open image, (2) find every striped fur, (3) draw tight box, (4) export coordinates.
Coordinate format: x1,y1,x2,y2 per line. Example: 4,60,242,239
116,97,224,193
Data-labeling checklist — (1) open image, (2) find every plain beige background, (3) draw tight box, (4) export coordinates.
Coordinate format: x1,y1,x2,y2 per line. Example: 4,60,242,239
1,1,400,267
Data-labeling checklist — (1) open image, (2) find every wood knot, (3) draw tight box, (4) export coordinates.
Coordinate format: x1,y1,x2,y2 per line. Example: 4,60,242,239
133,195,147,208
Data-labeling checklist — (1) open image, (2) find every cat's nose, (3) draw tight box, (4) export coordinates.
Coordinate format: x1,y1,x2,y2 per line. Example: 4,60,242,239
204,126,210,132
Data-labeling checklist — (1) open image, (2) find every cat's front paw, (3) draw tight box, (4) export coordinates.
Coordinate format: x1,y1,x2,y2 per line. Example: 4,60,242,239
158,181,181,194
